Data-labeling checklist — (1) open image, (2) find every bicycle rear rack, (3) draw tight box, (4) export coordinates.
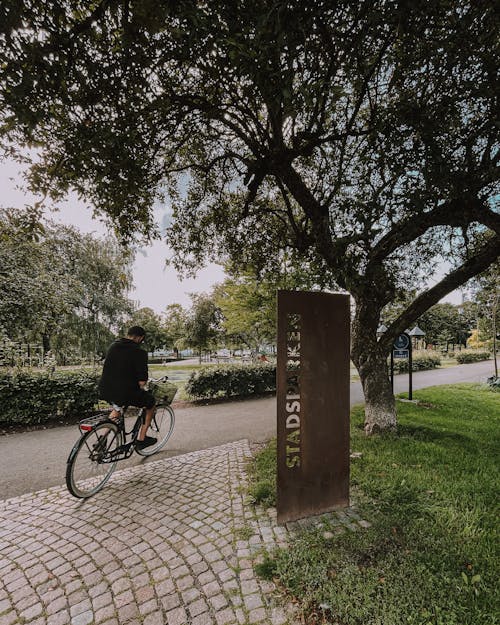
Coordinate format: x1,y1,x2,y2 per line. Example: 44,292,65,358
79,412,118,434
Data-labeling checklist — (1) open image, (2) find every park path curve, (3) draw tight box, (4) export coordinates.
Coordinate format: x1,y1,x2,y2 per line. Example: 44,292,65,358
0,359,493,500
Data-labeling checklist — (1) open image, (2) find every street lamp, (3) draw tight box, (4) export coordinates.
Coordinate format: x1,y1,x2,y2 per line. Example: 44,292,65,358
376,324,387,340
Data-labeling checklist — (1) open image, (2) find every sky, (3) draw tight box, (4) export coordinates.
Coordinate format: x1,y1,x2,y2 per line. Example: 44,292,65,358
1,156,463,312
0,157,226,313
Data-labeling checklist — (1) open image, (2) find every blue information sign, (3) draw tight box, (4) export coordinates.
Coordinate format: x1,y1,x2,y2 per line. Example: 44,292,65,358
393,349,409,359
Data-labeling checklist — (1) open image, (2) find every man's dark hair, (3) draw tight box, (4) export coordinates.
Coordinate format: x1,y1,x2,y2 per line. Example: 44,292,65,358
127,325,146,338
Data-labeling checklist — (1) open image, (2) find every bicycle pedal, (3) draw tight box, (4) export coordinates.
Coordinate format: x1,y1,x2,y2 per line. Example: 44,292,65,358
108,442,133,459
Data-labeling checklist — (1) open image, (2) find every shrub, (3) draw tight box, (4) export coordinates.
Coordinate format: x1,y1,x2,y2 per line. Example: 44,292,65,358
486,376,500,391
185,363,276,399
456,350,490,364
392,351,441,373
0,370,100,426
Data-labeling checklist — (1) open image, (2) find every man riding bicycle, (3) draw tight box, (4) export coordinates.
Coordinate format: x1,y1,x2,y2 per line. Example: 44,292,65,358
98,325,157,450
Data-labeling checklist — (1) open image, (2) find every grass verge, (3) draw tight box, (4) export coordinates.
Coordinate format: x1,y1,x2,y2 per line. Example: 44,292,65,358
249,384,499,625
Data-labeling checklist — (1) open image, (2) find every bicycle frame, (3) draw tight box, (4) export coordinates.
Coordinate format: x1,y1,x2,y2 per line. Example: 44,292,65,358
78,407,146,464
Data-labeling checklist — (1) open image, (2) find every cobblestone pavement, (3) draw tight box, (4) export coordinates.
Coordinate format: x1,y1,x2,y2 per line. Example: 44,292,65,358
0,441,301,625
0,440,367,625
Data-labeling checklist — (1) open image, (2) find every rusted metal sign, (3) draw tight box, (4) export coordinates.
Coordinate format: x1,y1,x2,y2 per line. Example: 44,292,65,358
276,290,350,524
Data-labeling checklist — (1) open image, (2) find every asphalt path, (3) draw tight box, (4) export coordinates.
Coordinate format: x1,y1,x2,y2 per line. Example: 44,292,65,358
0,360,494,499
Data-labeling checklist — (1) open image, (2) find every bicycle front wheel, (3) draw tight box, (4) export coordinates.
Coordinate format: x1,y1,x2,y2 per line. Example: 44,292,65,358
135,405,175,457
66,421,123,498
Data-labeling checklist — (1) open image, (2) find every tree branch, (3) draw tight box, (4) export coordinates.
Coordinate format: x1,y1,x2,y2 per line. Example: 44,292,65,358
369,198,500,265
380,235,500,350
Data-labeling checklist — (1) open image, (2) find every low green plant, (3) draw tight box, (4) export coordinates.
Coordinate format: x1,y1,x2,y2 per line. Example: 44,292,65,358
486,375,500,391
455,350,490,364
185,363,276,399
251,385,499,624
391,351,441,373
247,439,277,507
0,370,100,426
254,555,278,581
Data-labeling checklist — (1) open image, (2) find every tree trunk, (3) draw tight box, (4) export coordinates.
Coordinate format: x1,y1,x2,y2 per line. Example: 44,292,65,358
351,305,397,435
42,333,51,353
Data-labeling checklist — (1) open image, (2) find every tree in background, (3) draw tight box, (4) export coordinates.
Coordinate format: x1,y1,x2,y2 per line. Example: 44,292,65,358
1,2,498,432
0,208,134,363
184,294,223,362
416,303,471,351
163,304,188,357
213,273,276,354
469,262,499,376
213,259,326,353
123,307,168,354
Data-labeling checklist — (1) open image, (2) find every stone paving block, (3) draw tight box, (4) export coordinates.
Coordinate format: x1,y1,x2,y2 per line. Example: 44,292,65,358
215,607,236,625
191,613,214,625
248,607,267,623
143,611,165,625
47,609,71,625
209,593,228,611
0,611,17,625
165,606,188,625
139,598,159,616
70,599,92,617
94,603,115,623
244,593,264,611
71,610,94,625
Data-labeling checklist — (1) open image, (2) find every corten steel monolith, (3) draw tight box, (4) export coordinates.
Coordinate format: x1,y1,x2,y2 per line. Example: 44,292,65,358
276,290,350,524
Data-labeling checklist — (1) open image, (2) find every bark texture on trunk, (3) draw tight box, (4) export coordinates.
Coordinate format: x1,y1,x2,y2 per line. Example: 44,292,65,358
351,304,397,435
357,353,397,434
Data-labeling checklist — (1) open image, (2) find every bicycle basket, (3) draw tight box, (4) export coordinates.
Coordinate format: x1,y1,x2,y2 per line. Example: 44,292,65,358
149,380,177,405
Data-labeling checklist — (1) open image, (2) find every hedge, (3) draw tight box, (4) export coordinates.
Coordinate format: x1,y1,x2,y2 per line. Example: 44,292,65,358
0,370,100,426
185,363,276,399
391,351,441,374
455,351,490,364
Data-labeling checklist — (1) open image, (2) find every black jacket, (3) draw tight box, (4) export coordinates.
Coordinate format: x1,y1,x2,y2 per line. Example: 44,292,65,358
98,338,148,403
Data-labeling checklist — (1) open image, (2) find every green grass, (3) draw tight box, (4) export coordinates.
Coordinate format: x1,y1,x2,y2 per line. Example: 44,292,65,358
247,439,277,507
250,384,499,625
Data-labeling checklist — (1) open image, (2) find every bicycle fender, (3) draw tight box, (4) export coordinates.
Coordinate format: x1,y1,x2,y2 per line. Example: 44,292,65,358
67,440,82,464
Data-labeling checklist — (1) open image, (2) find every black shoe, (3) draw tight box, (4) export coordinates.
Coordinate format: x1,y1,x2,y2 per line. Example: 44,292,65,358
135,435,157,449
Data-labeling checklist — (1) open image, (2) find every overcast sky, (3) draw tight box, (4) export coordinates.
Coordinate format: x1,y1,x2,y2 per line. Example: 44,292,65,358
0,157,225,313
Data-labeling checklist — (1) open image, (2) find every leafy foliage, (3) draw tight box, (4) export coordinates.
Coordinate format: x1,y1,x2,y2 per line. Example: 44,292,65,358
184,294,223,358
486,376,500,391
185,363,276,399
0,370,99,425
455,351,490,364
416,303,473,348
391,351,441,373
123,307,169,353
0,208,134,361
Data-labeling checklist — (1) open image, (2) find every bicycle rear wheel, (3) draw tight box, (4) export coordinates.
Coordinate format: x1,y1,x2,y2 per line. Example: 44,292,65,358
135,405,175,457
66,421,123,498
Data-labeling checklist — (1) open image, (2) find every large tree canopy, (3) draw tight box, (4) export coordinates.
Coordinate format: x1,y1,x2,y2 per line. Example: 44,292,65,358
1,1,498,431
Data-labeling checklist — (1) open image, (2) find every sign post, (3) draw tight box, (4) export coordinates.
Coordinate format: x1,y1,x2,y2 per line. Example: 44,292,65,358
276,291,350,524
391,332,413,400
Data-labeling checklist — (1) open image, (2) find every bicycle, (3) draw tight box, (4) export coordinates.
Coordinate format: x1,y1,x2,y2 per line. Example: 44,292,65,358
66,376,176,498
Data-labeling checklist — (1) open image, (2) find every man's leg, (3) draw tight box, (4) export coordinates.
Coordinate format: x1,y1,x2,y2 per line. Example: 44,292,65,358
110,408,121,422
137,405,156,441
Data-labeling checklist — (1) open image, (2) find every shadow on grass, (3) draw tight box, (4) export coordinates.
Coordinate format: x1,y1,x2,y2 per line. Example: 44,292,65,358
396,423,473,447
